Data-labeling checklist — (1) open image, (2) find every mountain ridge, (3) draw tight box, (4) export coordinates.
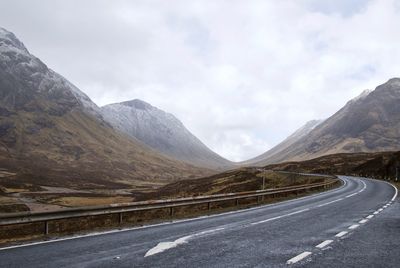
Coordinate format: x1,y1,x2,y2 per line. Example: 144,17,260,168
245,78,400,166
101,99,233,169
0,27,213,191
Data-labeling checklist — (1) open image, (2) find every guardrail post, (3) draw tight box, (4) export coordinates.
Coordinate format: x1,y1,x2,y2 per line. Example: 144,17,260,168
236,199,239,206
208,202,211,211
170,207,174,216
44,221,49,235
119,212,123,224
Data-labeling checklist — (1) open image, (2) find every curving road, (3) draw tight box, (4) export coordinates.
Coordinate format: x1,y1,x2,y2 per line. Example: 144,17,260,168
0,176,398,267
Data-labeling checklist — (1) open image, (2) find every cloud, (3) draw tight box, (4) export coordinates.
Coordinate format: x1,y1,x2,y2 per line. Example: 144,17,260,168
1,0,399,161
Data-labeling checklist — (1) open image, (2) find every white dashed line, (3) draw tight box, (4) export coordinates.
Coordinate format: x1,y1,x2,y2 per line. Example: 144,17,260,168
316,240,333,249
316,198,343,208
348,224,359,230
373,211,379,215
287,251,312,264
250,209,309,226
366,215,374,219
359,219,368,224
335,231,348,237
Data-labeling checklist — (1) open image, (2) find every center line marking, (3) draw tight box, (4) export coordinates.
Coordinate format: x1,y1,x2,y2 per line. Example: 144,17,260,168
335,231,348,237
373,211,379,215
287,251,312,264
250,208,309,226
316,240,333,249
359,219,368,224
366,215,374,219
348,224,359,230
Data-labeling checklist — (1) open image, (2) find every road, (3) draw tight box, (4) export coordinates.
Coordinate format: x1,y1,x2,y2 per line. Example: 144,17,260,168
0,176,398,267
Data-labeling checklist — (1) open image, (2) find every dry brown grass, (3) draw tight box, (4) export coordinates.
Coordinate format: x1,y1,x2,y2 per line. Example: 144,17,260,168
49,196,133,207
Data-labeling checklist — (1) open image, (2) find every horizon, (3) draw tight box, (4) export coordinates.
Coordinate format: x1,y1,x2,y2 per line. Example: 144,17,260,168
1,0,400,161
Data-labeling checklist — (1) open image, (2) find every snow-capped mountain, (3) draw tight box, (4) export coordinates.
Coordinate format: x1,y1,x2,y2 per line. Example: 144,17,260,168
245,79,400,166
0,27,100,117
0,27,212,189
101,100,233,169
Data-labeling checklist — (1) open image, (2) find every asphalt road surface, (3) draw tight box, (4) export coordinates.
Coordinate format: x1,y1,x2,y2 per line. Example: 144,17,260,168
0,176,398,268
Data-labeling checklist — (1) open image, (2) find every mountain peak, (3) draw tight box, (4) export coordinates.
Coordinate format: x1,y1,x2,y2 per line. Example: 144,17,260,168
351,89,372,103
119,99,153,110
384,77,400,87
0,27,28,53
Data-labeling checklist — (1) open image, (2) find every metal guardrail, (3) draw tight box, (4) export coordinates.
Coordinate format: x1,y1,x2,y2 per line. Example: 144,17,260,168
0,178,338,236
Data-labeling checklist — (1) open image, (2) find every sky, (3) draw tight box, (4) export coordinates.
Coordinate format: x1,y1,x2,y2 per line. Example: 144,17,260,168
1,0,400,161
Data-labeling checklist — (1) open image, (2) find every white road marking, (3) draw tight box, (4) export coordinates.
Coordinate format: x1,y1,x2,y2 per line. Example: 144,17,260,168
390,183,398,201
366,215,374,219
348,224,359,230
378,208,383,212
250,208,310,226
359,219,368,224
316,240,333,249
145,227,225,257
287,251,312,264
373,211,379,215
316,198,343,208
335,231,348,237
346,193,357,198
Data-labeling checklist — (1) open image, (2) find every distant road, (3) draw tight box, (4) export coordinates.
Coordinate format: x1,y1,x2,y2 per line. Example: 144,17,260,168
0,176,398,267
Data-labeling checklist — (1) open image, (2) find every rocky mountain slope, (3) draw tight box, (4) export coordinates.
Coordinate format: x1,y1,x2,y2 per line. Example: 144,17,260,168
101,100,233,169
243,119,323,166
246,78,400,165
0,27,212,191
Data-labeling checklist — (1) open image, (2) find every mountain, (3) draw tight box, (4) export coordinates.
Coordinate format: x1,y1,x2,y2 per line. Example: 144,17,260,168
101,100,233,169
0,27,212,191
246,78,400,166
243,119,323,166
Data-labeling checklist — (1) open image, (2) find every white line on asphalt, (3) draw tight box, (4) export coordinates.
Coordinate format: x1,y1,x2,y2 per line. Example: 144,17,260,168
316,198,343,208
345,193,358,198
144,227,224,257
287,251,312,264
315,240,333,249
335,231,348,237
373,211,379,215
390,183,398,201
366,215,374,219
348,224,359,230
378,208,383,212
359,219,368,224
250,208,310,226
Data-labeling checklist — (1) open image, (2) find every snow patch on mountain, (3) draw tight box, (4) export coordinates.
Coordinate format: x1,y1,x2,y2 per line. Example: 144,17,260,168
101,99,232,169
0,27,100,116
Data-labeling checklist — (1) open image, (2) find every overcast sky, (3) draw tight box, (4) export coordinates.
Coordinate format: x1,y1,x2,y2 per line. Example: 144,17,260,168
1,0,400,161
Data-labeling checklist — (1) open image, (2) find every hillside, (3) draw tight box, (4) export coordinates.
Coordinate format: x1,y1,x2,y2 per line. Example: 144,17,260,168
0,27,212,196
264,151,400,180
243,119,323,166
247,79,400,165
101,99,233,170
